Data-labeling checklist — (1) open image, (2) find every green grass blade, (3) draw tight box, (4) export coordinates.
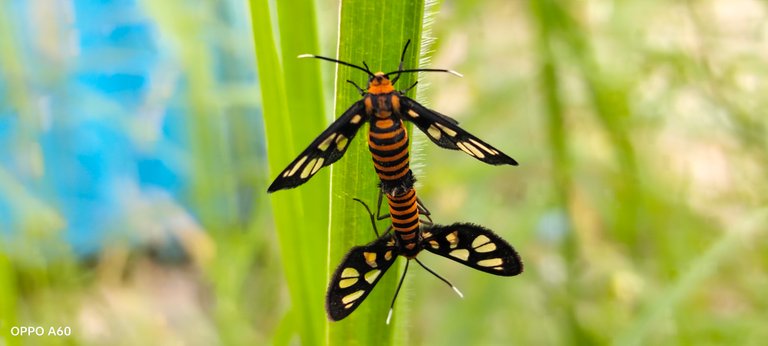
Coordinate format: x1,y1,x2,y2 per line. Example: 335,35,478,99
250,0,328,344
327,1,425,344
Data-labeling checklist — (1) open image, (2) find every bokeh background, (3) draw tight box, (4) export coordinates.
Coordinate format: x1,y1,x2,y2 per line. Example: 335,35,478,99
1,0,767,345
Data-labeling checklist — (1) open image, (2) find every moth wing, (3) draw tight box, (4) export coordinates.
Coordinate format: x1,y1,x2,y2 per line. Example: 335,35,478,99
268,101,367,192
422,223,523,276
326,234,399,321
401,97,517,165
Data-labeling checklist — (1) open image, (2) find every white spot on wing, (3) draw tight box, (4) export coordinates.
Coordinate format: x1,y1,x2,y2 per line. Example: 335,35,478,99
462,142,486,159
469,138,499,155
472,235,491,248
477,258,503,267
456,142,474,157
435,123,457,137
475,243,497,253
427,125,441,140
449,249,470,261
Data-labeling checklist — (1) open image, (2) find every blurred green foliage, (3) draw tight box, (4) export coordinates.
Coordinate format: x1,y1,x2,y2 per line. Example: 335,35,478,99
2,0,767,345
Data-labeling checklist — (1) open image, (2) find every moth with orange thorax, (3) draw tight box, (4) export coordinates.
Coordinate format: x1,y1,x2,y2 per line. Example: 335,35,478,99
267,40,518,195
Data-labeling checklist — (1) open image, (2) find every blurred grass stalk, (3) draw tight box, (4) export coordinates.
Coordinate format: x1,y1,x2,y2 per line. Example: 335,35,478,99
249,0,328,344
143,0,268,344
529,1,587,344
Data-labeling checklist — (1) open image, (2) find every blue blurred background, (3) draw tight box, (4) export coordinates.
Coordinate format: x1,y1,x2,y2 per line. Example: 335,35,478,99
0,0,262,254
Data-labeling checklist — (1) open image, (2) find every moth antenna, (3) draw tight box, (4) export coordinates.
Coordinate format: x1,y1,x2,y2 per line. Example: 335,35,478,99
391,40,412,85
386,259,410,325
414,258,463,298
386,68,463,78
298,54,373,77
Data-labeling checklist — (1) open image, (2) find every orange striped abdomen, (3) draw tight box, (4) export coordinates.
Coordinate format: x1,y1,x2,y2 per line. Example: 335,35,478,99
386,188,421,258
368,115,413,195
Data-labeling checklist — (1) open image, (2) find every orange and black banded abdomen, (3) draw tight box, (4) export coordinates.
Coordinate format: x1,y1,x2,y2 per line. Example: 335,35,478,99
367,105,413,195
386,188,421,258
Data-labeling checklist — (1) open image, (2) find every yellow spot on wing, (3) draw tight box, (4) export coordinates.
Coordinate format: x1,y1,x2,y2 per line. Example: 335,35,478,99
363,252,377,268
429,240,439,249
318,134,337,151
446,231,459,249
300,158,318,178
286,156,308,177
336,135,349,151
341,267,359,278
407,109,419,118
350,114,362,124
342,290,365,304
384,250,392,261
339,278,358,288
475,243,497,253
477,258,503,267
311,157,324,175
364,269,381,284
472,235,491,248
449,249,470,261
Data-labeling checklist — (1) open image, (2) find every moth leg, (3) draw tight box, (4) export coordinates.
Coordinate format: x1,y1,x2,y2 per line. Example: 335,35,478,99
352,198,382,237
399,81,418,95
416,196,433,225
346,80,366,96
375,189,391,221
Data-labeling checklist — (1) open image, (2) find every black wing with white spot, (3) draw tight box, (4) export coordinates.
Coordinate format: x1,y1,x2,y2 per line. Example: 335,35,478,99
421,223,523,276
268,101,367,192
400,97,518,166
326,234,399,321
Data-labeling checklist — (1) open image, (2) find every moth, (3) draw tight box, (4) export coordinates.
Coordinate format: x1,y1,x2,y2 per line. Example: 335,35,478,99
326,191,523,323
268,40,517,194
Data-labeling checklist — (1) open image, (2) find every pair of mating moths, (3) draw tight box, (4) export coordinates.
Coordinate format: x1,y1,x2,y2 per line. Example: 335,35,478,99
268,41,523,323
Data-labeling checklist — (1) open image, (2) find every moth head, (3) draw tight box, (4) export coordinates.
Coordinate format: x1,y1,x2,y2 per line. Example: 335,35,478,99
367,72,394,94
369,72,391,87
